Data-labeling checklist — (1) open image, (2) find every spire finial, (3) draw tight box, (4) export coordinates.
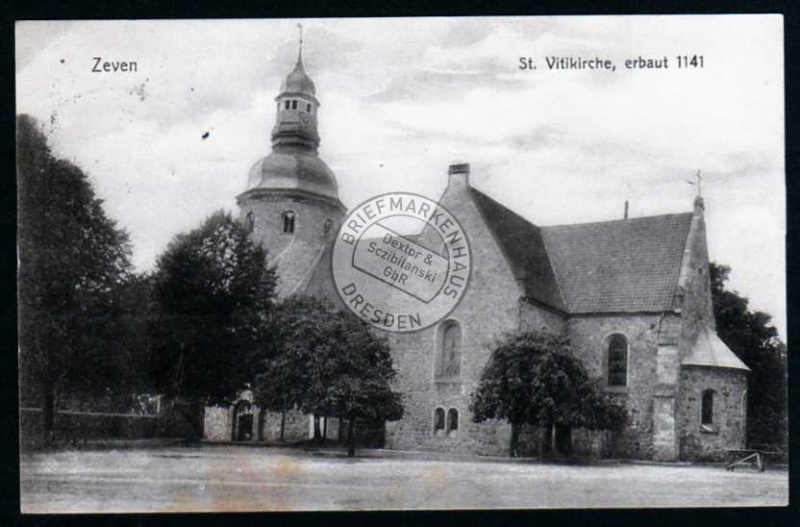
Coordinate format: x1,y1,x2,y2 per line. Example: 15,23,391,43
695,169,702,198
686,169,703,198
297,23,303,65
687,169,705,211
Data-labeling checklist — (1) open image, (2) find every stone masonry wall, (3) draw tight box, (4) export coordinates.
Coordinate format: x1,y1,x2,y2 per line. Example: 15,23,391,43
203,406,232,441
203,404,312,443
384,172,534,456
677,366,747,461
519,300,566,334
566,314,664,459
239,190,344,296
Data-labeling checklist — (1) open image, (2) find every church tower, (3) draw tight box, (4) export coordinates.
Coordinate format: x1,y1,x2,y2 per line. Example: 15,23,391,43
237,39,346,296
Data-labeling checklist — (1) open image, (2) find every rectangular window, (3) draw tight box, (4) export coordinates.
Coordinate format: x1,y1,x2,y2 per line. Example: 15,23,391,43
306,103,311,112
291,100,297,110
284,100,290,110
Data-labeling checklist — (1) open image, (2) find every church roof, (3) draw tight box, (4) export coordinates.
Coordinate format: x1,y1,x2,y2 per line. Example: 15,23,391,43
245,150,339,200
303,185,697,317
541,213,693,313
469,189,566,311
682,325,750,371
280,58,316,98
465,188,696,315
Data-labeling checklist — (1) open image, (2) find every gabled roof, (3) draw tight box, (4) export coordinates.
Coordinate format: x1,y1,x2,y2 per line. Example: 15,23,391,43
469,189,565,311
306,190,696,317
683,325,750,371
540,213,693,313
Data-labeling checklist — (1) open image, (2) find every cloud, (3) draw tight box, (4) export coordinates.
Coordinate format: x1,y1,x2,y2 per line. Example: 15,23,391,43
15,16,785,338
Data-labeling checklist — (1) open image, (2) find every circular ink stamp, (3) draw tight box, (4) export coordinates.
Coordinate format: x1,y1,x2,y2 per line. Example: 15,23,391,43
332,192,472,333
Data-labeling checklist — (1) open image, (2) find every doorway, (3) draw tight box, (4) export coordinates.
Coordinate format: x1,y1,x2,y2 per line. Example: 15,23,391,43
232,400,254,441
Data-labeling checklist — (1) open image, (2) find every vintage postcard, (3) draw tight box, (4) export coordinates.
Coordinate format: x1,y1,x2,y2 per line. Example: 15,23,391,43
16,15,786,512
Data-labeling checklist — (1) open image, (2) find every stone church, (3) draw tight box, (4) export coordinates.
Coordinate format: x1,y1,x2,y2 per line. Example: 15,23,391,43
203,48,749,461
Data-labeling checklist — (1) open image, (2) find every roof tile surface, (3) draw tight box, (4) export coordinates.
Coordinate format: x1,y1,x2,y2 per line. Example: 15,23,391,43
541,213,693,313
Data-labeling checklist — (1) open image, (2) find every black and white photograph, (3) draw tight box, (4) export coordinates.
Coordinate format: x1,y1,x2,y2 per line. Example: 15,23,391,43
16,15,787,512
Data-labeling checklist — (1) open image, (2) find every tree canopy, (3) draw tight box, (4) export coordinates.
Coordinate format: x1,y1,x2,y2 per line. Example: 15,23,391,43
18,114,134,443
471,330,625,457
709,262,787,446
150,210,277,438
254,295,403,456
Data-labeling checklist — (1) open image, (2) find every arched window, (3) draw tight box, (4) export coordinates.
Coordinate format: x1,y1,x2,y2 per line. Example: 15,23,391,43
701,389,715,425
436,321,462,379
282,211,295,234
433,408,445,436
447,408,459,436
244,212,255,233
323,219,333,236
606,333,628,387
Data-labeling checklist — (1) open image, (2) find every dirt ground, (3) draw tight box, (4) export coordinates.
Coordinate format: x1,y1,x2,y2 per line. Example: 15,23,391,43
19,444,788,512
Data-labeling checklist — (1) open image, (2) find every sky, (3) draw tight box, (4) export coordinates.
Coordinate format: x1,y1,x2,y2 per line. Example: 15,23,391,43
15,16,785,338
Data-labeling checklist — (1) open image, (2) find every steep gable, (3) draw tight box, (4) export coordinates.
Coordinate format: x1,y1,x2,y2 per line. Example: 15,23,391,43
468,189,565,312
541,213,693,313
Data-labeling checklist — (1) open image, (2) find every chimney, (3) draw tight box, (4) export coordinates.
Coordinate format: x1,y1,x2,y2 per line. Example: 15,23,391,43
448,163,470,188
624,200,629,220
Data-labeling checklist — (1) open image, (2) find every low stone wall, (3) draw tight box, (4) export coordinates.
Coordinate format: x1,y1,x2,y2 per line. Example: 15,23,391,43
261,409,311,443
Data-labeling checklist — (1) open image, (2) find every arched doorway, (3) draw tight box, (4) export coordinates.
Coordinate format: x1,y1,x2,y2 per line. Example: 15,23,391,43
232,400,254,441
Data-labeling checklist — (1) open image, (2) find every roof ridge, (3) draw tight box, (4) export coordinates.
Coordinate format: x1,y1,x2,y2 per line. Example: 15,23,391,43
467,187,693,230
542,211,693,230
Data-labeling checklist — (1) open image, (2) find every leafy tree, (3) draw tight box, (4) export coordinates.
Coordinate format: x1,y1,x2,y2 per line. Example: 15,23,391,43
471,330,625,458
709,263,787,446
56,272,157,413
18,115,133,445
254,296,403,456
151,211,277,441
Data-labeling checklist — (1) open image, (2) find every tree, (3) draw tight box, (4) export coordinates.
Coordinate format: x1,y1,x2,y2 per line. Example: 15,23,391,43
151,211,277,441
709,263,787,446
471,330,625,458
18,115,133,445
254,296,403,456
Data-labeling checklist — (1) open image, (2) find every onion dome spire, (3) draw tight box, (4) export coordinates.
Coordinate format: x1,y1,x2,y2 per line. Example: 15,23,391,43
280,24,316,98
245,27,339,201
